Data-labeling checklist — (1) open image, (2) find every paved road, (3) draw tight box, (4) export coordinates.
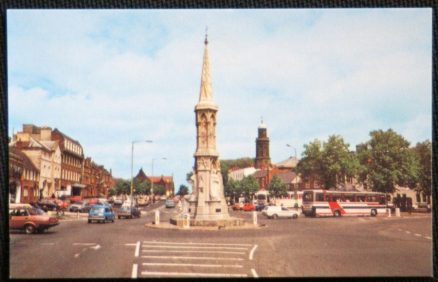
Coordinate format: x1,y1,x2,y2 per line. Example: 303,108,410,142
9,203,432,278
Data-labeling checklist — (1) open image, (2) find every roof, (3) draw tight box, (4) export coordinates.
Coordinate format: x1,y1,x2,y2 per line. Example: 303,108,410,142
52,128,83,147
252,169,268,178
9,146,39,172
275,157,298,169
274,171,297,184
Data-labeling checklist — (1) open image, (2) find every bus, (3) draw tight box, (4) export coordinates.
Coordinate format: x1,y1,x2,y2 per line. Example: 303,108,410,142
302,189,387,217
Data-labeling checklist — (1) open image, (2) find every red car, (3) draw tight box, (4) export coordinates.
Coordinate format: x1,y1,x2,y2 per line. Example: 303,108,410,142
242,203,255,211
232,202,243,210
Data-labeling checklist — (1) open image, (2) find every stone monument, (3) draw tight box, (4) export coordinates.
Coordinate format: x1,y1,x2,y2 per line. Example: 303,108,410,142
171,34,244,227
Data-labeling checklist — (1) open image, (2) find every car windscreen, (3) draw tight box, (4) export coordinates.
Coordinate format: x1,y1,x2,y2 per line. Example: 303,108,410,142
28,207,45,215
91,207,104,213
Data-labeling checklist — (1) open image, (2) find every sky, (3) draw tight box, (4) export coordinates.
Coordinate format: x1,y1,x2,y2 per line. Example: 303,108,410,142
7,9,432,191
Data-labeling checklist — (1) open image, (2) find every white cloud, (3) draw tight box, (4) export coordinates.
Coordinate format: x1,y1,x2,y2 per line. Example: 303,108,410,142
8,9,432,189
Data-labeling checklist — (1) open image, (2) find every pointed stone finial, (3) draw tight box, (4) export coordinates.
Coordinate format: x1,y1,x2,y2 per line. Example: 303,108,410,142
204,26,208,45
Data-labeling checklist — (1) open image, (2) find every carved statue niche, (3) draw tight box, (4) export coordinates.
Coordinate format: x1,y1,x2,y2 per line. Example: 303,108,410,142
209,172,220,201
207,113,216,147
199,113,208,146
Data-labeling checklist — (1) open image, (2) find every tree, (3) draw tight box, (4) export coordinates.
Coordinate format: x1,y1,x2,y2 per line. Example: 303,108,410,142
240,175,259,199
225,178,241,202
267,175,288,198
133,178,150,195
321,135,359,188
153,184,166,196
114,179,130,195
297,136,359,189
296,139,324,185
357,129,420,194
413,140,432,198
176,185,189,196
108,188,116,197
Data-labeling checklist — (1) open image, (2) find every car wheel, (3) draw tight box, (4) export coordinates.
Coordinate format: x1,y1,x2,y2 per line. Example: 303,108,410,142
333,210,341,217
24,224,35,234
292,214,298,219
370,209,377,217
272,214,278,220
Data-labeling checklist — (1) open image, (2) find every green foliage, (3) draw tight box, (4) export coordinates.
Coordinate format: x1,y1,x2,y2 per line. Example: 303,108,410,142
152,184,165,196
133,178,150,195
114,179,130,195
413,140,431,196
357,129,420,194
225,178,242,201
297,135,359,189
240,175,259,198
177,185,189,196
220,157,254,187
108,188,116,197
267,175,288,197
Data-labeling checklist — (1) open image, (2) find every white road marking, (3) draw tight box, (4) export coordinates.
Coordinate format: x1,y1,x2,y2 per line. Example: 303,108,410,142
141,255,243,261
142,262,243,268
125,243,137,246
142,241,252,246
251,268,259,278
142,245,248,250
142,250,246,255
74,253,80,258
405,231,411,234
414,233,422,237
131,264,138,279
424,236,432,240
73,243,96,246
140,271,247,277
135,241,140,257
90,244,101,250
249,245,258,260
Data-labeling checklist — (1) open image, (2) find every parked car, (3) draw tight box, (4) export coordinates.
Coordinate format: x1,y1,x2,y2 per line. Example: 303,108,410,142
118,206,141,219
262,206,300,219
232,202,244,210
165,199,175,208
88,204,115,223
69,196,82,203
160,196,167,201
242,203,255,212
9,203,59,234
255,203,266,211
36,199,58,212
69,201,91,213
137,196,148,206
53,199,69,210
113,197,123,205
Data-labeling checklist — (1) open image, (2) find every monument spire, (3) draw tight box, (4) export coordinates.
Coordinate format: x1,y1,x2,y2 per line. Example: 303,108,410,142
198,31,214,105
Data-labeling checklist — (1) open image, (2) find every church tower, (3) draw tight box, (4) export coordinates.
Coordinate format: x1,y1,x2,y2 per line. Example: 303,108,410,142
254,119,271,170
189,33,230,223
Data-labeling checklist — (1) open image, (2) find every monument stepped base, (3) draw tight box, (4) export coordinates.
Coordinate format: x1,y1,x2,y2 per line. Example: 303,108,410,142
170,215,245,228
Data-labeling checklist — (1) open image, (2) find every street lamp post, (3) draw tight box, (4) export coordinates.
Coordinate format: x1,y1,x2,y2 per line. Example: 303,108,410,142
130,140,153,209
151,157,167,203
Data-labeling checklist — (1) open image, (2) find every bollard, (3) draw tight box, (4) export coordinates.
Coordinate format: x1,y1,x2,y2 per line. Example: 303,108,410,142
387,208,392,217
182,213,190,229
154,209,160,225
395,208,401,217
253,211,257,225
